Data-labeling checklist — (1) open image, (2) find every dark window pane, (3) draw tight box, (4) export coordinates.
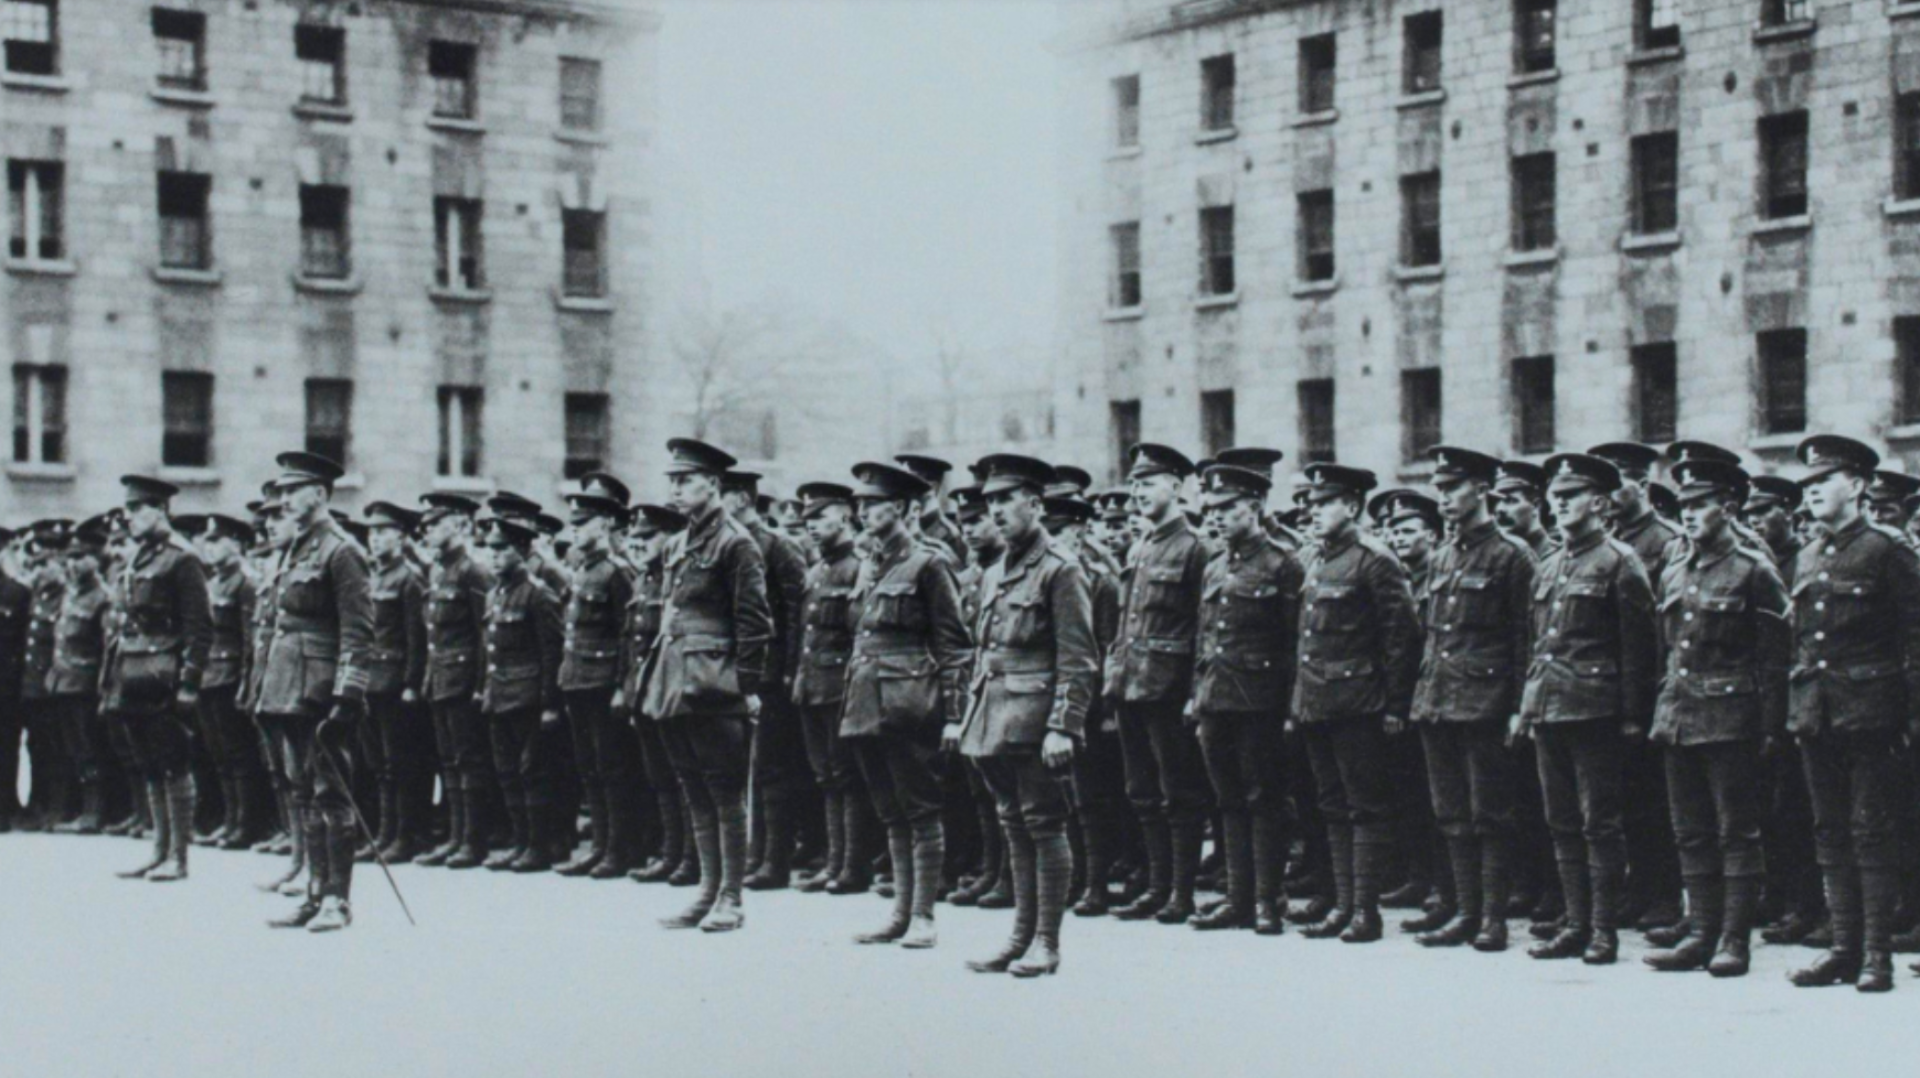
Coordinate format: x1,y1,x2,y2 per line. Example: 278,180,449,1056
1299,190,1335,281
161,370,213,467
560,57,602,131
7,159,63,261
1300,33,1336,114
1636,0,1680,50
294,24,344,103
1757,329,1807,435
1112,74,1140,147
1512,356,1555,454
1401,172,1441,267
1760,111,1809,220
1402,368,1442,462
1110,221,1141,308
1762,0,1810,25
564,392,609,479
304,378,352,467
1512,153,1556,251
562,209,606,297
434,197,484,289
299,184,350,278
1632,342,1677,444
1200,390,1234,458
1200,205,1235,295
1404,12,1443,94
437,386,484,477
3,0,57,76
1110,399,1140,480
152,7,205,89
11,363,64,464
429,40,476,118
1299,378,1336,463
1900,317,1920,426
1898,96,1920,202
157,171,211,269
1515,0,1556,73
1631,132,1678,234
1200,54,1234,131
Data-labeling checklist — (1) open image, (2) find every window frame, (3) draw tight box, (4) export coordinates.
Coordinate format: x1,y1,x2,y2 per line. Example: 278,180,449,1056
161,369,215,468
156,170,212,270
1511,152,1557,252
1634,0,1681,51
1756,328,1808,436
2,0,58,77
11,362,65,465
1298,378,1337,464
1199,205,1236,296
1631,341,1678,444
1401,171,1442,267
1200,53,1235,132
1511,355,1556,455
1110,399,1141,480
561,208,607,298
1514,0,1556,75
1109,220,1142,309
294,23,345,105
428,39,478,120
434,196,485,290
1759,110,1810,220
1298,189,1335,282
1403,11,1443,95
560,56,603,132
564,392,610,479
1200,389,1235,459
151,6,206,90
1900,316,1920,426
7,158,63,262
1299,33,1337,115
298,183,351,280
1112,74,1141,149
1630,131,1679,235
437,385,485,478
1401,368,1442,464
303,377,353,468
1760,0,1811,28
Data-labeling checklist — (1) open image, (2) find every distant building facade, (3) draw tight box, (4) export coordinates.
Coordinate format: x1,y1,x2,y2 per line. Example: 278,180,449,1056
3,0,658,518
1054,0,1920,483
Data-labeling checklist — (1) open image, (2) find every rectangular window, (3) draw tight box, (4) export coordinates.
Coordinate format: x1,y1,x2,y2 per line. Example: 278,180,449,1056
1200,54,1235,131
562,208,607,297
1298,379,1336,464
1402,368,1442,463
1298,190,1335,281
1200,389,1235,458
1900,317,1920,425
437,386,484,478
429,40,477,119
304,378,352,467
435,196,483,290
1404,11,1443,94
3,0,56,76
1199,205,1235,296
1757,328,1807,435
564,392,610,479
560,57,602,131
156,171,211,270
1635,0,1680,50
161,370,213,468
1401,171,1441,267
299,184,350,279
1759,111,1809,220
1631,132,1679,235
1898,95,1920,202
6,159,63,261
1299,33,1336,114
1109,221,1141,309
1761,0,1809,27
1515,0,1556,74
1112,74,1140,148
152,7,205,89
1511,152,1556,252
11,363,64,464
1110,399,1140,479
294,23,344,104
1512,356,1555,455
1631,342,1678,444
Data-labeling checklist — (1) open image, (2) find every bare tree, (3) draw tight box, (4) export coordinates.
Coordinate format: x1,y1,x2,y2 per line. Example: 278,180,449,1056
926,320,969,444
669,304,790,441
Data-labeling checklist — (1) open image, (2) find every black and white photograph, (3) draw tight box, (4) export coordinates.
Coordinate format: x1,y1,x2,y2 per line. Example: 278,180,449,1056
4,1,1920,1075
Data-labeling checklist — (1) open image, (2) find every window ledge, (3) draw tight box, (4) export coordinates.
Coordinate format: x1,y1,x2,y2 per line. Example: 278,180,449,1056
1193,126,1237,146
427,115,485,135
1507,68,1560,91
2,72,71,94
1890,3,1920,23
152,266,222,287
5,258,77,278
1754,19,1818,41
1193,292,1239,311
1887,423,1920,442
1395,89,1446,111
157,466,221,488
1291,278,1338,298
1103,305,1144,322
1621,231,1682,253
432,475,494,495
149,86,213,109
1105,144,1143,162
1504,248,1560,269
555,293,613,313
6,462,75,482
1748,433,1806,453
292,100,353,123
1393,263,1445,283
1293,108,1339,129
554,129,610,147
1752,215,1812,237
1626,45,1685,68
293,273,363,295
429,285,492,305
1885,198,1920,219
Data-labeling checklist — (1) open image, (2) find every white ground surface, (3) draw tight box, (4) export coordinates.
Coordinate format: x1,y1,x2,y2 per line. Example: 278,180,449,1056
3,832,1913,1078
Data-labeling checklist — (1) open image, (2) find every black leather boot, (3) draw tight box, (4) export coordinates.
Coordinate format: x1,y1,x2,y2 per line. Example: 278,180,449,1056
147,776,196,883
699,799,747,933
1155,819,1201,925
557,795,606,877
484,795,526,871
1011,826,1069,978
1646,876,1722,972
857,827,915,944
1710,876,1758,978
1303,826,1355,939
510,803,555,872
802,791,845,895
1113,817,1170,921
661,816,721,929
117,782,170,880
968,828,1036,973
446,789,490,870
1340,836,1385,943
1859,868,1899,993
1791,869,1863,987
900,819,943,949
1072,808,1113,917
1530,860,1592,959
1193,814,1253,930
745,798,794,891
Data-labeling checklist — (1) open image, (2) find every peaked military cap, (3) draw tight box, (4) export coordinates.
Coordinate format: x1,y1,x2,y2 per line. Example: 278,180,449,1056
479,514,539,548
68,521,109,555
1301,462,1378,502
664,437,738,477
1043,496,1096,525
1543,453,1623,495
721,470,762,497
164,515,204,541
567,483,626,520
202,513,256,543
1647,482,1680,521
120,474,181,506
486,491,542,520
364,501,422,532
1370,488,1441,531
1201,464,1272,507
419,492,482,520
1126,443,1196,481
1494,459,1547,497
575,472,631,507
630,503,689,536
894,454,954,488
1867,469,1920,505
532,513,564,537
796,481,854,519
1430,446,1500,485
1587,442,1662,475
1093,488,1132,521
1671,458,1750,506
1796,434,1879,483
851,461,931,501
754,493,776,518
1666,441,1742,468
952,484,988,524
271,451,345,492
1746,475,1802,513
1050,465,1094,495
1213,447,1285,478
976,454,1055,496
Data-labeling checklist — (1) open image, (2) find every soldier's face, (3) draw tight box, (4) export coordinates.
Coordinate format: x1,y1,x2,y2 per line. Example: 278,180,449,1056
1550,488,1604,533
1307,495,1357,538
1206,498,1259,542
368,527,402,559
857,497,906,536
1437,479,1486,524
124,501,166,539
670,472,719,515
1129,474,1177,520
1680,497,1730,544
483,538,524,576
961,515,999,552
988,488,1041,541
1868,500,1903,528
1494,492,1536,530
1746,502,1788,544
1387,518,1435,561
1801,471,1862,524
805,505,849,547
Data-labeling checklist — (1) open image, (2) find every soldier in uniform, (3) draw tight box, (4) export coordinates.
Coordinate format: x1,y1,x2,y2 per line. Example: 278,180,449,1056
555,475,641,880
357,503,429,863
952,453,1095,976
1640,454,1789,978
1781,436,1920,993
896,454,969,565
618,504,697,886
0,528,31,832
17,522,66,830
1406,448,1536,954
47,522,110,834
413,492,495,871
184,514,262,850
1588,442,1686,932
949,484,1016,910
720,469,810,890
642,438,774,933
1494,461,1556,559
1291,463,1421,943
840,462,971,947
1187,462,1301,934
246,496,306,885
790,482,870,894
1517,453,1658,965
1106,443,1213,925
255,453,372,933
104,477,211,883
474,514,565,874
1866,470,1920,533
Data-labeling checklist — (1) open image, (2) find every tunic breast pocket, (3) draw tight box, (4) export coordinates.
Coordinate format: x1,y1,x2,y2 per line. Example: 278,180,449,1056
1444,573,1501,629
1560,578,1611,634
806,588,853,630
1824,577,1881,635
1223,579,1281,631
870,581,923,631
1303,583,1364,634
1004,592,1051,645
1140,565,1186,613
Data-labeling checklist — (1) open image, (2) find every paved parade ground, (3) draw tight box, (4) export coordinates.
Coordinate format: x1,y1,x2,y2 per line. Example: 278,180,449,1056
3,833,1913,1078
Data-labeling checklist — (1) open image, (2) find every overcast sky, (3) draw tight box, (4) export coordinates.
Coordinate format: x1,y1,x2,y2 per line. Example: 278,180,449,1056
653,0,1062,386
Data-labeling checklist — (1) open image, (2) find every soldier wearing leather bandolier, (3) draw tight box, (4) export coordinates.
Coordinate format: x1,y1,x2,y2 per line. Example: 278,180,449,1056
244,493,308,888
619,504,695,885
641,438,775,934
555,474,641,880
841,462,972,950
256,452,373,933
103,476,211,885
412,492,494,871
475,514,565,875
46,522,110,835
356,502,429,864
789,482,871,895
